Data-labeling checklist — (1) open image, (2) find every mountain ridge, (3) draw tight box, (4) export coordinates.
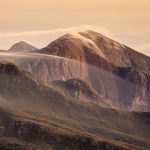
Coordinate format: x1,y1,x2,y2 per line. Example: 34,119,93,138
9,41,38,52
0,61,150,150
52,78,111,107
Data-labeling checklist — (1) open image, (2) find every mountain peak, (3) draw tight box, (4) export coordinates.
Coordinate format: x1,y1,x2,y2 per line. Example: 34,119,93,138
38,30,106,61
9,41,38,52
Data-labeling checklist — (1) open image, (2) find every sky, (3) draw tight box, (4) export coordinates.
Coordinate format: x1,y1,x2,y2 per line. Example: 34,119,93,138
0,0,150,55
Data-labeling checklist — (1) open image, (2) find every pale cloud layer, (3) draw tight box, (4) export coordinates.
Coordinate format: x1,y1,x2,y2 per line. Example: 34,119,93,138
0,0,150,56
0,25,114,49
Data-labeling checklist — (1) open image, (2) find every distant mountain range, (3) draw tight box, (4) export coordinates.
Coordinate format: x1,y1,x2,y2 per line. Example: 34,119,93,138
8,41,38,52
0,30,150,150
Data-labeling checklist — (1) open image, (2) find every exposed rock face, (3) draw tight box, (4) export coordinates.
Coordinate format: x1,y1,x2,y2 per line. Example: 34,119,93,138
79,31,150,70
9,41,38,52
0,52,88,85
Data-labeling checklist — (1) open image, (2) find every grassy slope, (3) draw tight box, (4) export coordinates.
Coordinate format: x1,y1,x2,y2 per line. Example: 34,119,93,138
0,62,150,149
0,108,144,150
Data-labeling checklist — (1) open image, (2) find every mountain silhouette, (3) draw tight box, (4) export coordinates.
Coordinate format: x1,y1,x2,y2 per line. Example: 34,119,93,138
9,41,38,52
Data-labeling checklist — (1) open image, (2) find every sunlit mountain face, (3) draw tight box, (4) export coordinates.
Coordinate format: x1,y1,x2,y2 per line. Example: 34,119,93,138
0,1,150,150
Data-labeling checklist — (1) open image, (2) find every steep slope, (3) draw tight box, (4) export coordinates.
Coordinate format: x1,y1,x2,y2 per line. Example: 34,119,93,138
0,61,150,150
36,31,150,111
9,41,38,52
38,33,105,62
79,30,150,71
0,52,88,83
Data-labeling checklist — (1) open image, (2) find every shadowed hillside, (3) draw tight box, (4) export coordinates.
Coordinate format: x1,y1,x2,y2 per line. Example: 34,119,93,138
0,61,150,149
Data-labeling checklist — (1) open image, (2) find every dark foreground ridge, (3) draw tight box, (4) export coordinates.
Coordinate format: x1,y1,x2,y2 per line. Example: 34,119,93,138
0,109,137,150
